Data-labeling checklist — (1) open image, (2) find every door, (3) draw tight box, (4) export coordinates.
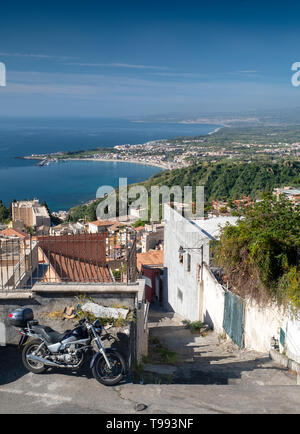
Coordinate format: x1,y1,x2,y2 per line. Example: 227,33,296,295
223,290,245,348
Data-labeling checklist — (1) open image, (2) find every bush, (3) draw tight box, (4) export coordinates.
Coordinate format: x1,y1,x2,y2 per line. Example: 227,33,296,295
214,195,300,308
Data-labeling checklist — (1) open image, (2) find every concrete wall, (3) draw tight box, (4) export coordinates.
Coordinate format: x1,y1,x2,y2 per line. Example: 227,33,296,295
200,265,287,352
200,265,300,358
285,316,300,363
244,300,285,353
201,264,226,334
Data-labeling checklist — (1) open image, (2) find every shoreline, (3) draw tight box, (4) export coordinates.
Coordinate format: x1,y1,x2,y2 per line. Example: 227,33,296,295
64,158,169,170
22,156,170,170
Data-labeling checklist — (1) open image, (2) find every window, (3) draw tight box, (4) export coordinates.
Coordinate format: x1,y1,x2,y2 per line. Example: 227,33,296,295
187,252,191,272
179,246,184,264
177,288,183,301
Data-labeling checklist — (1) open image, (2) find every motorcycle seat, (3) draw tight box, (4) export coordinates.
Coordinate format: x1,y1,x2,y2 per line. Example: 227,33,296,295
32,324,71,344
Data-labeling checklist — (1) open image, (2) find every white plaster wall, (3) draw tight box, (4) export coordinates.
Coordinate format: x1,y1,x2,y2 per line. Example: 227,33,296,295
286,316,300,363
202,264,225,334
244,300,285,353
164,206,205,321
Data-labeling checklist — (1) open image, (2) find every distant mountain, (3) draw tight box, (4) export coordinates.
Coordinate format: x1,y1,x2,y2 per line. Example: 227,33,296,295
134,107,300,127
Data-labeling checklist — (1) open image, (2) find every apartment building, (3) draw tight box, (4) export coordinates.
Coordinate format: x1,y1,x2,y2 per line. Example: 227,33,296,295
12,200,51,229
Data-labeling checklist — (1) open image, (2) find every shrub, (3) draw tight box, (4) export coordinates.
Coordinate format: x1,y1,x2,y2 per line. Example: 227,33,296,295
214,195,300,308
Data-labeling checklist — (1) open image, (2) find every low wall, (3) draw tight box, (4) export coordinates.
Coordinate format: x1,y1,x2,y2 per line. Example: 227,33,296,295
202,264,225,334
201,265,300,361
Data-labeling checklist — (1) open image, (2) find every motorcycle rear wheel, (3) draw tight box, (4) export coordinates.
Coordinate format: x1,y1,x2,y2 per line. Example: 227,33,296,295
22,339,47,374
92,351,125,386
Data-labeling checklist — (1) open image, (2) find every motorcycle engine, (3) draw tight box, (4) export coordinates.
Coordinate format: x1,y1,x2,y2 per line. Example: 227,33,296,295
55,344,81,364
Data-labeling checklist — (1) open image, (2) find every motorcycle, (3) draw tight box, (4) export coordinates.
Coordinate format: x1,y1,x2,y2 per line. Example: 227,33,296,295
9,307,126,386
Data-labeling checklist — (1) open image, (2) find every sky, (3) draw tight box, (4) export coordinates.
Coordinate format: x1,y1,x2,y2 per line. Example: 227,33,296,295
1,0,300,118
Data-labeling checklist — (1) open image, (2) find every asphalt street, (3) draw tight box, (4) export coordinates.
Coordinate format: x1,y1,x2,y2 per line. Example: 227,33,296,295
1,345,300,414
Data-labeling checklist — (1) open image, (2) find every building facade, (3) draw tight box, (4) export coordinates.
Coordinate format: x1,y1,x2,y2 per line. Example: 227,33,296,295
12,200,50,229
163,204,238,321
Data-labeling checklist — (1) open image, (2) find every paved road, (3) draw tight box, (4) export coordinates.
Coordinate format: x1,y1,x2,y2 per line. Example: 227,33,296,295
1,345,300,414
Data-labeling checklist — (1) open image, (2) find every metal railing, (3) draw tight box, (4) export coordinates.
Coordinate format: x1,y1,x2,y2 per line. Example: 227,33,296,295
0,229,137,291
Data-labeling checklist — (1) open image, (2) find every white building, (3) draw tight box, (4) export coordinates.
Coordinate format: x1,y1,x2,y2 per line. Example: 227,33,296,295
141,223,164,253
88,220,114,234
163,204,238,321
129,206,148,220
49,222,86,236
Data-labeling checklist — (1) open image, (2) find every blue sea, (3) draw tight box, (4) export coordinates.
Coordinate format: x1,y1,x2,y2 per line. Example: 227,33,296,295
0,118,219,211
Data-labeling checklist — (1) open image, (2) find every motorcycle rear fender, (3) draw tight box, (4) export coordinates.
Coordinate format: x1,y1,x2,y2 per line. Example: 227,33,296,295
90,348,117,369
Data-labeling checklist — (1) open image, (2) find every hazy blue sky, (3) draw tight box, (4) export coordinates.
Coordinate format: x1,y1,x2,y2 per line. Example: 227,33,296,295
1,0,300,118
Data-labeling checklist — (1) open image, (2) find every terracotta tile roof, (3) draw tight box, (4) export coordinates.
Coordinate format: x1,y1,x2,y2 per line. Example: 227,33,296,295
38,233,111,283
137,250,164,272
44,252,112,283
134,226,145,231
89,220,115,227
0,228,28,239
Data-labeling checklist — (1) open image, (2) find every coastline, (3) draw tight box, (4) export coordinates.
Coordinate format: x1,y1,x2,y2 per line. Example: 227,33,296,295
208,126,222,135
19,124,222,212
64,158,169,170
22,156,170,170
22,124,224,171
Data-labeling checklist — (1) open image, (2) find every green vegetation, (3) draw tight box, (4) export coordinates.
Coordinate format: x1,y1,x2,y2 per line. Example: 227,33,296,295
213,195,300,310
146,335,180,365
182,320,205,333
186,125,300,147
0,200,11,223
43,146,111,160
67,199,102,222
132,219,147,227
65,160,300,222
141,161,300,202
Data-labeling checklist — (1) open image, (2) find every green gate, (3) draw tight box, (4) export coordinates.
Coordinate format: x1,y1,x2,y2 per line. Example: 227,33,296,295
223,290,245,348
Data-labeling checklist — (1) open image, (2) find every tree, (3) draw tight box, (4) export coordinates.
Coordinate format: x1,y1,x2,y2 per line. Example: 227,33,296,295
0,201,10,223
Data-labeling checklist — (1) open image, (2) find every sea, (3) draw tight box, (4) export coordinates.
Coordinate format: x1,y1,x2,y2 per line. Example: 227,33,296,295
0,118,219,211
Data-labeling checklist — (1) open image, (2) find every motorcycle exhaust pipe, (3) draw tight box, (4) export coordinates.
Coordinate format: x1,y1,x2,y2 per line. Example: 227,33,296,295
27,354,60,367
27,354,82,369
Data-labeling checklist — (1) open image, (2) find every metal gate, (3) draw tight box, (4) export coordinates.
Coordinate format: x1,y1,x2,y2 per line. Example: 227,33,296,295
223,290,245,348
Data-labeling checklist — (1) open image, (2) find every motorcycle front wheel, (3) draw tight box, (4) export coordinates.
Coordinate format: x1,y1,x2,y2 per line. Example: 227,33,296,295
92,350,126,386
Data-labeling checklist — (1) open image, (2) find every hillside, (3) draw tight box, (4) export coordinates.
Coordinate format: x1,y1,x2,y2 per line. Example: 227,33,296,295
140,160,300,201
67,160,300,221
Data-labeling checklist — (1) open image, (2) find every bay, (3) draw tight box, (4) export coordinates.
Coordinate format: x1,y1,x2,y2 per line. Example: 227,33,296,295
0,118,219,211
